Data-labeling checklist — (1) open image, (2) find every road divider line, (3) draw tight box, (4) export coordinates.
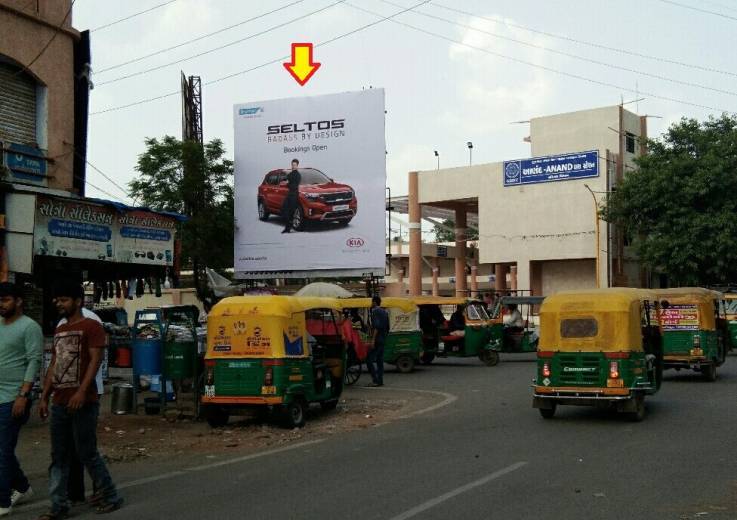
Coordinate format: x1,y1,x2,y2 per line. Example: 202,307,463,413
386,461,528,520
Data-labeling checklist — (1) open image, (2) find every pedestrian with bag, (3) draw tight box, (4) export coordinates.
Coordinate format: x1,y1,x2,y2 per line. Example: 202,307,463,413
0,282,42,517
37,282,122,519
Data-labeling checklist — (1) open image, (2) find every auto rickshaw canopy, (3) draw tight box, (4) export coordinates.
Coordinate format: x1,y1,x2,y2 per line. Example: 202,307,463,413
652,287,723,331
539,289,656,352
207,296,347,359
338,297,418,313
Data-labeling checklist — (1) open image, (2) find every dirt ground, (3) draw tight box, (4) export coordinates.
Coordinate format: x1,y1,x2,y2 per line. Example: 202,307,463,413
17,388,416,474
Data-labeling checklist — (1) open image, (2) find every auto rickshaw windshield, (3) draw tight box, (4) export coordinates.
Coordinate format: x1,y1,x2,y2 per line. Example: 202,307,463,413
466,303,489,321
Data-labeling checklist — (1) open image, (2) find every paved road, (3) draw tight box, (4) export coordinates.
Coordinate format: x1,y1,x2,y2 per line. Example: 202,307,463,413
17,354,737,519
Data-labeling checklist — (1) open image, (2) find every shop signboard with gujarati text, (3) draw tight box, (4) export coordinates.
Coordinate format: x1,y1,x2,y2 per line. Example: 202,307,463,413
34,196,115,261
503,150,599,186
115,210,176,265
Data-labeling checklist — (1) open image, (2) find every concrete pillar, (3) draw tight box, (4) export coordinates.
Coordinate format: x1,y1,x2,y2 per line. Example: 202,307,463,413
494,264,506,294
431,258,440,296
408,171,422,296
510,265,518,294
454,206,467,298
470,265,478,298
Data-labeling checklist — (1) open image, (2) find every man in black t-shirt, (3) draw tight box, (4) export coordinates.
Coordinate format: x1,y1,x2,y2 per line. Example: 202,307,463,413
282,158,302,233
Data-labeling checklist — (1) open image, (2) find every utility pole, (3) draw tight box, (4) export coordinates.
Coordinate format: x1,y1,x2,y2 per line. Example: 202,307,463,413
584,184,600,289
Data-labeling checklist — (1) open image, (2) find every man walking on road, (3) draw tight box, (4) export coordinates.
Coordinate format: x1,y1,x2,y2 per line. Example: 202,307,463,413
0,282,42,517
38,282,122,519
367,296,390,387
282,158,302,234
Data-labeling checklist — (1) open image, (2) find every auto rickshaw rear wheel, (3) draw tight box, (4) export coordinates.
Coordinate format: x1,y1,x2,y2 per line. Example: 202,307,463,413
421,353,435,365
701,363,717,382
282,398,307,428
344,364,361,385
539,403,556,419
396,355,415,373
480,350,500,367
204,406,230,428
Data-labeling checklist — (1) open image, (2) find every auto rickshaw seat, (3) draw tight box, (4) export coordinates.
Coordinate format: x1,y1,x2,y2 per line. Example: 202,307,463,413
441,334,462,343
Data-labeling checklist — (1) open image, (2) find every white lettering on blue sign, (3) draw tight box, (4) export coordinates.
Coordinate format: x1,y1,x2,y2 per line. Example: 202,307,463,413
503,150,599,186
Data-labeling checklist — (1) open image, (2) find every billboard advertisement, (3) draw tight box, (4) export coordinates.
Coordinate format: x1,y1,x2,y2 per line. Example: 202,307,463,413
503,150,599,186
233,89,386,277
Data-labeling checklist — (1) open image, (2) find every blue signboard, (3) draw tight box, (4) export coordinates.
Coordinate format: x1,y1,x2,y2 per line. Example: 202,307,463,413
4,143,47,185
503,150,599,186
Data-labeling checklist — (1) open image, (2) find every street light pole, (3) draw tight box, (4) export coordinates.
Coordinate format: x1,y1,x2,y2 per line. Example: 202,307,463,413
584,184,600,288
467,141,473,166
434,150,439,170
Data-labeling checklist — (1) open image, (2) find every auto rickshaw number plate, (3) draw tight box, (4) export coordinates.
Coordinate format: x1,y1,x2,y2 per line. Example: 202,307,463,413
204,385,215,397
261,385,276,395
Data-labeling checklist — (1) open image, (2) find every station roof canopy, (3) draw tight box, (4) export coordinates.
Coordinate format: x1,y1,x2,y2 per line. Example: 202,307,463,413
389,196,479,227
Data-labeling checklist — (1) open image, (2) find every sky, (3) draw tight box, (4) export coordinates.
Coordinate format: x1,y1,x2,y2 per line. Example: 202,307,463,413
73,0,737,209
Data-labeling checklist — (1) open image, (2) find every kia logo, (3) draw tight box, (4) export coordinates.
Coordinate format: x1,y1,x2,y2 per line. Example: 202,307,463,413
346,238,364,248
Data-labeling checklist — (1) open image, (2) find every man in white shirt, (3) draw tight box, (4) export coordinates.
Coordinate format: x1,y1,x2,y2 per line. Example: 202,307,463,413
503,304,524,330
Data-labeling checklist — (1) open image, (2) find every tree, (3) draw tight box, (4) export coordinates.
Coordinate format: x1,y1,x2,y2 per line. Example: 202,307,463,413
129,136,234,274
602,115,737,285
432,219,479,243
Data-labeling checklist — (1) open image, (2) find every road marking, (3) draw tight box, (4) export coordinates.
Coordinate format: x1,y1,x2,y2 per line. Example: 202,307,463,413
386,461,528,520
366,386,459,418
17,439,326,512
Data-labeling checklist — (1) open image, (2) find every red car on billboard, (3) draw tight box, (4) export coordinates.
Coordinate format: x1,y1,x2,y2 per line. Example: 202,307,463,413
257,168,358,230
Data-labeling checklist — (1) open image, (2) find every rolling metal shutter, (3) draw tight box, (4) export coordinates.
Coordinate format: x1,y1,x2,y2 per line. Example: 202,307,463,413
0,62,37,145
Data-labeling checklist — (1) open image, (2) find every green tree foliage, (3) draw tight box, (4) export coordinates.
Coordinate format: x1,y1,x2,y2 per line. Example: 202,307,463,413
129,136,234,271
602,115,737,285
432,219,479,243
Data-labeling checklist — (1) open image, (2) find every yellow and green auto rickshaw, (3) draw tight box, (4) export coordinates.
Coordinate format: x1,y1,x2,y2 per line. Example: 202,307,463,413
652,288,729,381
412,297,499,366
201,296,348,428
532,289,663,421
339,297,422,375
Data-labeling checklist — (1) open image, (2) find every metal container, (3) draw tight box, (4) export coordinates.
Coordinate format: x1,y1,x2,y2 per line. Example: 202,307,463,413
111,383,135,415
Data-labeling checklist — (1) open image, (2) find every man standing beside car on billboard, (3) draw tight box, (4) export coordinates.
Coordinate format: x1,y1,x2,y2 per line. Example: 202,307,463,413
281,158,302,234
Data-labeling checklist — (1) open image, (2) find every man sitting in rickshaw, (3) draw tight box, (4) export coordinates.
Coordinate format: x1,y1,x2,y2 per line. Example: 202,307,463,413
503,303,525,346
449,305,466,337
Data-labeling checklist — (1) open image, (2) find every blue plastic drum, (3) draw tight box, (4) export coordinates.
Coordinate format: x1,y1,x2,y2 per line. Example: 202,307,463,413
132,338,162,376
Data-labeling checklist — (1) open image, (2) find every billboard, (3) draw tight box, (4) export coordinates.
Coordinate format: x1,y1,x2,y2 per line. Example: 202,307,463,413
233,89,386,278
503,150,599,186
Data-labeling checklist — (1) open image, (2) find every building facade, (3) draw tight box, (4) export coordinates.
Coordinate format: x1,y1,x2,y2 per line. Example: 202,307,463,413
407,105,647,296
0,0,88,192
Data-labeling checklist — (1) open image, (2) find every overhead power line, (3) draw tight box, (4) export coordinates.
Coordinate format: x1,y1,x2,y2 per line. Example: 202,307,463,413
345,2,735,114
96,0,346,87
431,2,737,78
91,0,431,115
14,0,75,77
655,0,737,21
92,0,179,32
95,0,306,74
380,0,737,97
